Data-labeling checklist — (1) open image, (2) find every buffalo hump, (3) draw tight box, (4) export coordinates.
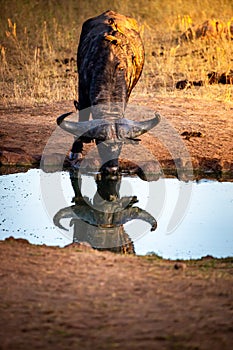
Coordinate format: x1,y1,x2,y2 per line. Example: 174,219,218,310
78,10,145,107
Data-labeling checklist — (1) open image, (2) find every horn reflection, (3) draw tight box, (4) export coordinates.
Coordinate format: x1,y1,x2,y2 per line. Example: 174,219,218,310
53,169,157,254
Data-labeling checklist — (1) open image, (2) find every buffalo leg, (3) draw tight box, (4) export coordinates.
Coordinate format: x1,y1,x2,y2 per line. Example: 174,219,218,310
70,93,91,165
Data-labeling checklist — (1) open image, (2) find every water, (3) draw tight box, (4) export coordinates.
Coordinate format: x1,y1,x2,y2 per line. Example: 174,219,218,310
0,168,232,259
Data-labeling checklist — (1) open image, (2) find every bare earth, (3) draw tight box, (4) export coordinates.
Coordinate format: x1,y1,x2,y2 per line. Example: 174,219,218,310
0,96,233,349
0,238,233,350
0,96,233,177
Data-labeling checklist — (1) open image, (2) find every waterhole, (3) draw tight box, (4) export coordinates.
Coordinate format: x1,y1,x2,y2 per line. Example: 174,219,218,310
0,169,232,259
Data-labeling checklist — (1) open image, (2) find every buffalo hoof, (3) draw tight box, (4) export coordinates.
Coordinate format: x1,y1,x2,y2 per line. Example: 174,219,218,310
69,152,83,169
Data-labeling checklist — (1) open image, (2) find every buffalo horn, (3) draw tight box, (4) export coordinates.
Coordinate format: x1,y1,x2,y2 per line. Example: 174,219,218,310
53,206,77,231
57,112,109,141
117,112,161,140
57,112,161,142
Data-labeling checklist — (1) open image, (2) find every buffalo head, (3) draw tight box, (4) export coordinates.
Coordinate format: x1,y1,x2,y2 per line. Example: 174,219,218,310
56,10,161,173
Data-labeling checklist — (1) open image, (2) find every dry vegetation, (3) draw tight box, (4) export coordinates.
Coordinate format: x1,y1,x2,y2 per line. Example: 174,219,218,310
0,0,233,105
0,4,233,347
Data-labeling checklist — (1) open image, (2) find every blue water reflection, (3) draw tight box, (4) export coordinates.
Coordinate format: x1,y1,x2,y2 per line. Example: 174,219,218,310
0,169,232,259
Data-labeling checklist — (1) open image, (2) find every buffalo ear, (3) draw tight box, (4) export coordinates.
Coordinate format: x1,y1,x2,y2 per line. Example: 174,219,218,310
74,100,80,110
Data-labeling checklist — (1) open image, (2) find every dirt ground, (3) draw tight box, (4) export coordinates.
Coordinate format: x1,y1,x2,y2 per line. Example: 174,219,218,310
0,238,233,350
0,96,233,349
0,96,233,178
0,239,233,350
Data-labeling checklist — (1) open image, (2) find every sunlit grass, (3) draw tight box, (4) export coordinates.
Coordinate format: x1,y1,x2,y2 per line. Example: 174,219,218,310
0,0,232,105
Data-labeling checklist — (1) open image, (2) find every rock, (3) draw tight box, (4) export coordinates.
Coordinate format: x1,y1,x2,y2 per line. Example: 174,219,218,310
4,236,30,245
181,131,203,140
176,80,191,90
0,148,36,166
174,262,187,270
136,161,162,181
198,157,222,175
64,242,94,252
40,153,66,172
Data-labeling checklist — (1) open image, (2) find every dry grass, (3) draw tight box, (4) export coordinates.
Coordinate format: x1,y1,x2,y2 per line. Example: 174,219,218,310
0,0,233,105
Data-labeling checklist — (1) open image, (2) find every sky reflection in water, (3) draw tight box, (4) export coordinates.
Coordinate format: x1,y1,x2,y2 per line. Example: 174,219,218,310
0,169,232,259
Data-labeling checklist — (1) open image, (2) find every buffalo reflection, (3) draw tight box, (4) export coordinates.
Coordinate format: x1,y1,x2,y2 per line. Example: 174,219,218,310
53,169,157,254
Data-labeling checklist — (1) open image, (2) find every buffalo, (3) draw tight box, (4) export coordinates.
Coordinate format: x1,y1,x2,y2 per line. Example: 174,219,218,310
57,10,160,173
53,169,157,253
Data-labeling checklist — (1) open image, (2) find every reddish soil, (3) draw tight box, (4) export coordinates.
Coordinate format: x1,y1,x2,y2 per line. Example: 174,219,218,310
0,96,233,178
0,238,232,350
0,97,233,349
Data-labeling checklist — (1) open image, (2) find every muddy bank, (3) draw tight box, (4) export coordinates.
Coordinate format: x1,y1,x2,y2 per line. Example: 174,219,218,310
0,97,233,178
0,237,232,350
